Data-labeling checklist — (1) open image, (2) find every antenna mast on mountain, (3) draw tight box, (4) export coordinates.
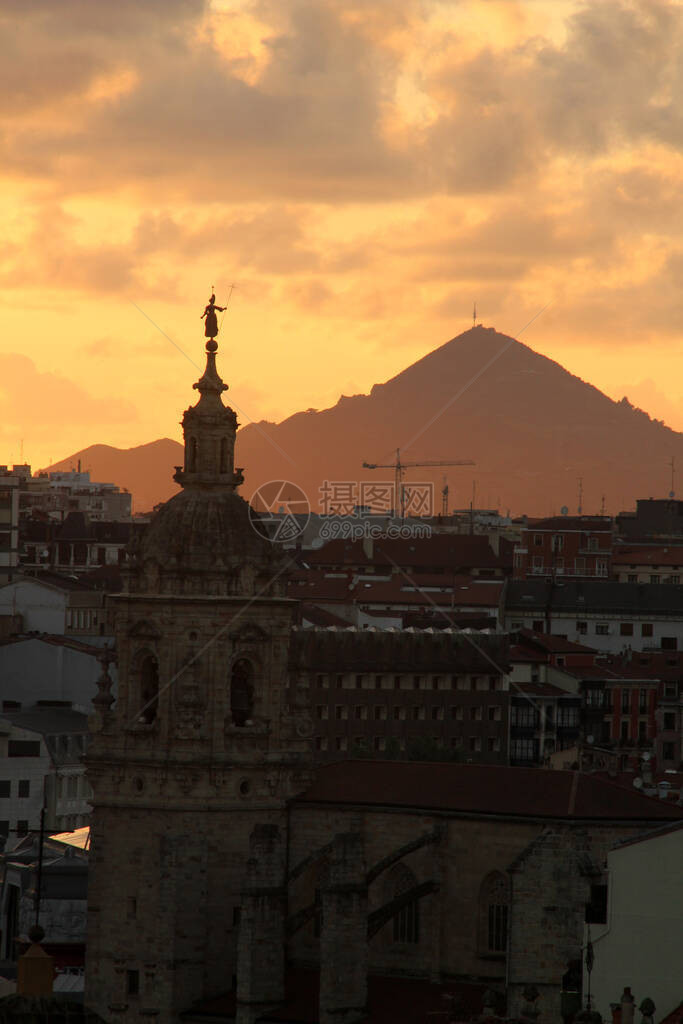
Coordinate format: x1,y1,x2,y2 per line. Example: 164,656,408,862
669,456,675,498
473,302,477,328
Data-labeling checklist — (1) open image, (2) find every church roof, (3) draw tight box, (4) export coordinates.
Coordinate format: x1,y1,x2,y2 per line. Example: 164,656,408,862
295,760,683,821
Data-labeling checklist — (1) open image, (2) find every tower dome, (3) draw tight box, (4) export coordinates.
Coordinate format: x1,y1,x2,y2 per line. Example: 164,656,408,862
126,335,285,596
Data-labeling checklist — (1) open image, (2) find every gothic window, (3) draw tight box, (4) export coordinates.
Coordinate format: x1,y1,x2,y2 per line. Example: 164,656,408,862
231,659,254,727
220,438,228,474
478,872,509,955
138,654,159,724
385,863,419,944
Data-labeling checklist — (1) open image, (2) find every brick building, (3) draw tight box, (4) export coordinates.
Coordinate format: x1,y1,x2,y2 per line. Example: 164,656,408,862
513,516,613,580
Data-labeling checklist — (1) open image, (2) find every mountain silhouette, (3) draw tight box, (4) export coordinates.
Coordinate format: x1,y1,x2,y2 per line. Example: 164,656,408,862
42,439,182,514
45,327,683,516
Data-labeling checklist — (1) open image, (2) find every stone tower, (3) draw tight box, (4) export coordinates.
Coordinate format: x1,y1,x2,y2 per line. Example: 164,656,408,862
85,334,313,1022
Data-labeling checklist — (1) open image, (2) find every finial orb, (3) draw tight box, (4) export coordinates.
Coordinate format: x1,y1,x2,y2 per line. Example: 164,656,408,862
206,339,218,353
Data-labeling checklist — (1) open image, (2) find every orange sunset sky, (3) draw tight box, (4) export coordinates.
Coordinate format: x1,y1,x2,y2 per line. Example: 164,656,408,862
2,0,683,471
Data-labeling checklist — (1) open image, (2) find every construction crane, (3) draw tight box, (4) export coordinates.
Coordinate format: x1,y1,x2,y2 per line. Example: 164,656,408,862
362,448,475,518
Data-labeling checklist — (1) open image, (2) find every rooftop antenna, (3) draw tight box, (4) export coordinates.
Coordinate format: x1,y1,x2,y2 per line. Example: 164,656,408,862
473,302,477,328
600,495,606,516
669,456,675,498
577,477,583,515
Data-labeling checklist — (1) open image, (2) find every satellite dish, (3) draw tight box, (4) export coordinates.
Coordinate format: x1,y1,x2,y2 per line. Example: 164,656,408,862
669,491,675,499
633,777,643,789
642,751,651,762
561,506,569,516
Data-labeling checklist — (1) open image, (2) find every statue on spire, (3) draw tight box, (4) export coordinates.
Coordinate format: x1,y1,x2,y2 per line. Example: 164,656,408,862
201,293,225,339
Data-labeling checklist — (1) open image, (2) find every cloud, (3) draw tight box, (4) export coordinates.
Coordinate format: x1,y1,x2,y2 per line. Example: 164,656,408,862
0,353,137,434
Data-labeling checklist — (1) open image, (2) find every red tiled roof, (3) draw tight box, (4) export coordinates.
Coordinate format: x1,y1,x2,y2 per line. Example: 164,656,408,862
303,535,508,571
515,629,597,655
612,547,683,567
295,761,683,821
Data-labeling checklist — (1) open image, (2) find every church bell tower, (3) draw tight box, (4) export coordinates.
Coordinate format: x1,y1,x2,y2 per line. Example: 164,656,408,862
85,319,313,1021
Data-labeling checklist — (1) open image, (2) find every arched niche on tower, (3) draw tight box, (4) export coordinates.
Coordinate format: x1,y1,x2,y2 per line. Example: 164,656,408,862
188,436,198,472
130,647,160,726
230,657,254,727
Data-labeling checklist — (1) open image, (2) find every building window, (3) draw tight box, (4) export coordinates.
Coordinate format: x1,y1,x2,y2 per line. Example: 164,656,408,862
639,689,648,713
620,623,633,636
451,706,464,720
374,705,386,721
620,720,629,740
661,636,678,651
650,575,660,584
488,706,502,722
373,737,386,752
627,574,637,583
556,706,579,727
663,741,675,760
533,534,543,546
316,705,328,720
479,872,509,955
413,676,422,690
0,781,9,798
510,738,538,762
354,705,366,720
487,737,501,752
16,821,28,837
7,741,41,758
576,621,587,634
17,780,30,799
334,706,348,720
595,623,609,635
394,675,402,690
552,534,564,552
355,674,364,689
641,623,654,637
621,690,630,713
532,620,544,633
510,705,538,728
431,707,443,721
126,970,140,997
335,737,348,751
663,712,676,731
469,737,482,752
